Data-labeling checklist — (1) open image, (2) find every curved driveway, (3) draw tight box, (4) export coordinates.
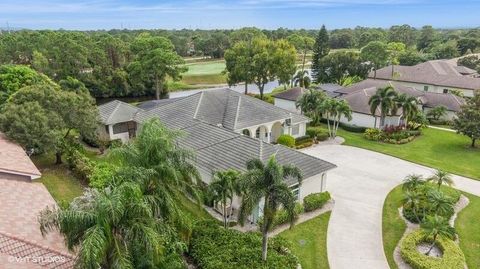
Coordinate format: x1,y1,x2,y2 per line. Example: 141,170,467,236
301,144,480,269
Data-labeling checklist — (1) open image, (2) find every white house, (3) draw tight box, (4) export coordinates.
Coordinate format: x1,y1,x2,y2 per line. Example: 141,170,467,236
371,59,480,97
98,88,336,223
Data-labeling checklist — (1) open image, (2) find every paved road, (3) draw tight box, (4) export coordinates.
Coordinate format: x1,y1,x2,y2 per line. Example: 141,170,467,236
301,144,480,269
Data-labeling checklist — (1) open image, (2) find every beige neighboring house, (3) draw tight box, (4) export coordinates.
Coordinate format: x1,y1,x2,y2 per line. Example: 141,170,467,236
371,59,480,97
98,88,336,223
0,133,75,268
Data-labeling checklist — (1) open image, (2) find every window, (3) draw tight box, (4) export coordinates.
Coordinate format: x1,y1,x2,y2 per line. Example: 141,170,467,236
255,128,261,138
242,129,250,136
289,183,300,201
105,125,109,135
423,86,429,91
112,122,129,134
443,89,449,94
291,124,300,136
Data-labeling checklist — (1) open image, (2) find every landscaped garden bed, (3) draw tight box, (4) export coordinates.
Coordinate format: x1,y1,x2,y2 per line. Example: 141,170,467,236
364,125,421,145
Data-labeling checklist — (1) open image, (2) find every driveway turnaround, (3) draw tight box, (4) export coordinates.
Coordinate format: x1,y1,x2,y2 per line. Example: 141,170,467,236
301,144,480,269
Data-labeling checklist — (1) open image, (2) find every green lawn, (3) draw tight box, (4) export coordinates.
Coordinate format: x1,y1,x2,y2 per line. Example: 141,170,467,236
278,212,331,269
337,127,480,180
31,154,85,207
184,60,226,76
174,192,217,222
382,184,480,269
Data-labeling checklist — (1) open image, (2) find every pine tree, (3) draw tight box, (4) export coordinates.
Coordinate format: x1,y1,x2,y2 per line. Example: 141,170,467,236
312,25,330,82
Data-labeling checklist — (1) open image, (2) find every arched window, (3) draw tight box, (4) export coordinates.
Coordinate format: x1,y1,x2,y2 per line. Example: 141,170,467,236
242,129,250,136
255,128,261,138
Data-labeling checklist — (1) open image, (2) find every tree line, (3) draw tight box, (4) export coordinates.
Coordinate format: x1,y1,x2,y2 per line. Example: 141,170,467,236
0,25,479,98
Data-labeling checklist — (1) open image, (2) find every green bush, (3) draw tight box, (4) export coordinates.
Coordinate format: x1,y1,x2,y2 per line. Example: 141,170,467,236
109,139,123,149
303,192,331,212
306,126,329,141
295,141,314,149
258,203,304,229
339,122,366,133
65,149,94,181
364,128,383,141
190,221,299,269
277,134,295,148
89,162,117,189
400,230,465,269
295,135,312,144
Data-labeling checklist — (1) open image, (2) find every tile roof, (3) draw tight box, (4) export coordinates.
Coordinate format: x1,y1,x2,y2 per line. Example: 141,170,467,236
0,133,41,179
370,60,480,90
98,100,141,125
337,79,466,115
273,87,306,101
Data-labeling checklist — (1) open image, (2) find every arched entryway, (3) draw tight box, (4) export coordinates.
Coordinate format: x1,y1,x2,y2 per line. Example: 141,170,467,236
270,122,283,143
255,125,269,143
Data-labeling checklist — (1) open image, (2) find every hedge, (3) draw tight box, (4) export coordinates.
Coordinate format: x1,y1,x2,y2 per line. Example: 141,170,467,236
303,192,331,212
277,134,295,148
400,230,465,269
306,126,329,141
190,221,298,269
339,122,367,133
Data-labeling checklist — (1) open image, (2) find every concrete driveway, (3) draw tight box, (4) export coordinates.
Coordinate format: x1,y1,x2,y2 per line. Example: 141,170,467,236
301,144,480,269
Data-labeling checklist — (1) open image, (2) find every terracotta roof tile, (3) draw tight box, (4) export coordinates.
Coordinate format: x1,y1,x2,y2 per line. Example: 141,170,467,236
0,133,41,179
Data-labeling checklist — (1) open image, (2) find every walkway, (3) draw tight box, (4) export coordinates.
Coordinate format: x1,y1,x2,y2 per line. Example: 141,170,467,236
301,144,480,269
427,125,455,132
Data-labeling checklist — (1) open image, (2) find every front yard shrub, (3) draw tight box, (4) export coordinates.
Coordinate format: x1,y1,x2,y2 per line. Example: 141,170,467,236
258,203,304,229
339,122,366,133
295,136,314,149
190,221,298,269
303,192,331,212
400,230,465,269
364,128,383,141
65,149,94,181
277,134,295,148
306,126,328,139
89,162,117,189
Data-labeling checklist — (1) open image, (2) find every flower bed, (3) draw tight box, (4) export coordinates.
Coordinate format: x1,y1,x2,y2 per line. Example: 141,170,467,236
400,230,465,269
364,125,421,144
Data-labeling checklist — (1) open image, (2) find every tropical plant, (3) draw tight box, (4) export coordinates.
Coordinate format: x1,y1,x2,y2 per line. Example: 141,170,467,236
293,70,311,88
39,183,184,269
402,174,425,192
453,90,480,147
427,189,455,217
395,93,419,128
110,118,200,228
426,105,448,121
368,85,398,128
337,75,362,87
403,190,423,223
295,89,327,125
421,215,456,255
208,169,242,228
318,98,352,138
427,170,454,190
238,155,302,261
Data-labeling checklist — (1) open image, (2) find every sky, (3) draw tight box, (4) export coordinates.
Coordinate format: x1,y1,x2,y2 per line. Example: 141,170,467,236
0,0,479,30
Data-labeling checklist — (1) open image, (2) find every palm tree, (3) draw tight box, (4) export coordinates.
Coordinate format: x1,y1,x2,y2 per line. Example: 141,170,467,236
39,182,173,269
402,174,425,192
238,155,302,262
293,70,311,88
427,170,454,190
368,85,398,128
296,89,326,125
403,190,423,223
421,215,456,255
208,169,242,228
395,93,419,128
332,99,352,138
426,105,447,121
427,190,455,216
110,118,200,226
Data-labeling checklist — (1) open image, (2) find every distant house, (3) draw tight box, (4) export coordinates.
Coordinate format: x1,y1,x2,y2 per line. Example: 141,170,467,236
98,88,336,222
273,84,343,114
371,59,480,97
0,132,41,180
335,79,465,128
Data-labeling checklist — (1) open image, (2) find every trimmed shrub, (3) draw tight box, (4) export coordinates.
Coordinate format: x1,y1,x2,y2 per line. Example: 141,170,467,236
339,122,366,133
400,230,465,269
277,134,295,148
364,128,383,141
190,221,298,269
295,141,314,149
303,192,331,212
258,203,304,229
295,135,312,144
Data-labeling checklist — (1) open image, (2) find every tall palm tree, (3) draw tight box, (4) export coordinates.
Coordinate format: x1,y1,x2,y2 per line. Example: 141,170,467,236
296,89,326,125
427,190,455,216
110,118,200,227
238,155,302,262
208,169,242,228
332,99,352,138
368,85,398,128
427,170,454,190
395,93,419,128
402,174,425,192
293,70,311,88
39,182,174,269
317,98,335,137
403,190,423,223
421,215,456,255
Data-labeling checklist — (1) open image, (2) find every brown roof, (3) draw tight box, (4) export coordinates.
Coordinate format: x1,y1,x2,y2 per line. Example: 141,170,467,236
0,133,41,179
272,87,306,101
338,79,465,115
370,60,480,90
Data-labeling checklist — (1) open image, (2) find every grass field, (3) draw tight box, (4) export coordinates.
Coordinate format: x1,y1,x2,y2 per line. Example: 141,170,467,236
278,212,331,269
32,154,85,207
337,127,480,180
180,60,227,85
382,184,480,269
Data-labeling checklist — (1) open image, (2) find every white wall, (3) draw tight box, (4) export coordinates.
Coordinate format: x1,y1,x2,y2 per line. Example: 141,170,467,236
298,173,327,201
107,124,130,143
423,107,457,121
274,98,300,113
383,80,474,98
339,112,401,128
